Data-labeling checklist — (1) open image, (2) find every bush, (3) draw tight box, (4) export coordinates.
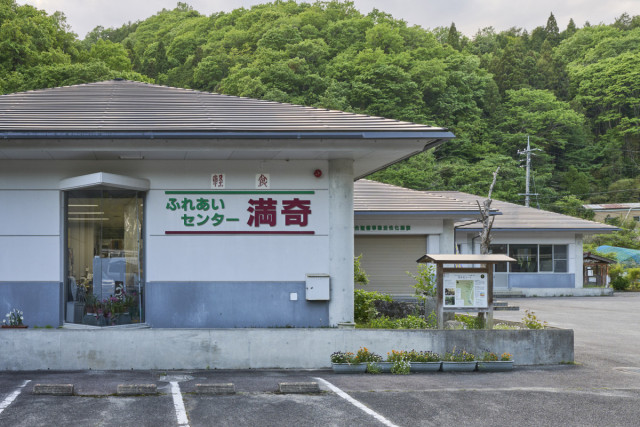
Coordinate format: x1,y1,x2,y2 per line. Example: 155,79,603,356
610,275,631,291
362,314,435,329
354,289,391,324
455,313,485,329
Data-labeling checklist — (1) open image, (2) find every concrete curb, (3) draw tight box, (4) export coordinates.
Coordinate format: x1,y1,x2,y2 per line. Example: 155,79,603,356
278,382,320,394
117,384,158,395
32,384,74,396
194,383,235,395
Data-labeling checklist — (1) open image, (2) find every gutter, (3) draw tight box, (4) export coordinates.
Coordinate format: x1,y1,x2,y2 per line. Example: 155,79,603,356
0,130,455,140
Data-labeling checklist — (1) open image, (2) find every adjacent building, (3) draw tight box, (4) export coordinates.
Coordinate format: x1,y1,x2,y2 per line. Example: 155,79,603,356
354,181,617,295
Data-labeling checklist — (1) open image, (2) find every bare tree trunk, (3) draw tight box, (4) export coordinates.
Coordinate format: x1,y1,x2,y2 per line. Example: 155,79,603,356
478,167,500,255
477,167,500,329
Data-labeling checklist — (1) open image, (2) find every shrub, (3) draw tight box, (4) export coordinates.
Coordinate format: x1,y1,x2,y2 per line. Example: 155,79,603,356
330,351,357,364
354,255,369,286
406,350,440,362
390,359,410,375
610,275,631,291
481,352,499,361
355,347,382,363
406,263,436,299
455,313,485,329
444,348,475,362
354,289,392,324
386,350,407,363
363,314,434,329
522,310,548,329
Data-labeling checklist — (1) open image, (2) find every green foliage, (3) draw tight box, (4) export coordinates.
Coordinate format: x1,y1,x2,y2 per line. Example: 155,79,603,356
353,289,391,324
406,263,436,299
354,255,369,286
363,314,435,329
455,313,485,329
608,264,632,290
390,359,411,375
522,310,548,329
355,347,382,363
3,0,640,205
444,348,476,362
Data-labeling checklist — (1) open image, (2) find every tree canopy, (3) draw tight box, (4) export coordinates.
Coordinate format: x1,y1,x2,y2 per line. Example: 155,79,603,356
2,0,640,213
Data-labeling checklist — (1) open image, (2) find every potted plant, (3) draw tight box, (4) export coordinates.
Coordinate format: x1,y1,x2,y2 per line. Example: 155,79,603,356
330,351,367,373
442,347,476,372
407,350,442,372
2,308,27,329
371,350,402,373
477,352,514,371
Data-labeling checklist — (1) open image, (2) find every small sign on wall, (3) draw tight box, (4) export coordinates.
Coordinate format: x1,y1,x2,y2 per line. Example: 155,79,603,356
211,173,225,189
256,173,270,189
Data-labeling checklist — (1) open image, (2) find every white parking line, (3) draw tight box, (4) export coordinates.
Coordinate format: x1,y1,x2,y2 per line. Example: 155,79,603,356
0,380,31,415
170,381,190,427
314,377,399,427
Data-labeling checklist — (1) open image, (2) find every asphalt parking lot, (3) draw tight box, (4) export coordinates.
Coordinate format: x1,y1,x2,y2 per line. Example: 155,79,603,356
1,293,639,427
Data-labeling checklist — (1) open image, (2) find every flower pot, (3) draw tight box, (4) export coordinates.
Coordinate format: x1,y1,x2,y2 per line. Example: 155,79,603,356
82,314,98,326
115,312,132,325
441,361,477,372
331,363,367,374
370,362,394,373
410,362,441,372
477,361,514,372
1,325,28,329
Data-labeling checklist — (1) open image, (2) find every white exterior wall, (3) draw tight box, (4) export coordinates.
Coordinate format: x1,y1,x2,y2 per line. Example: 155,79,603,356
0,159,333,282
0,190,61,281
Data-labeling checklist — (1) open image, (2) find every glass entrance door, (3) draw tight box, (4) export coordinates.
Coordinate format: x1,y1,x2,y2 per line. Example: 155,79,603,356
65,189,144,326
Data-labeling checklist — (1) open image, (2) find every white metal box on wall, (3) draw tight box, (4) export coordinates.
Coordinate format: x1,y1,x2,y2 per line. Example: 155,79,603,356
306,274,330,300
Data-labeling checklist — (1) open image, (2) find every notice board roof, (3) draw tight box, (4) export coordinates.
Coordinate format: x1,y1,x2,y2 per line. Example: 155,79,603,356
417,254,515,264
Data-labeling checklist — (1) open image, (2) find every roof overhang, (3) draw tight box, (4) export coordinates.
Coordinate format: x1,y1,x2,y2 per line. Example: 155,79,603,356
0,131,453,179
456,227,619,234
417,254,516,264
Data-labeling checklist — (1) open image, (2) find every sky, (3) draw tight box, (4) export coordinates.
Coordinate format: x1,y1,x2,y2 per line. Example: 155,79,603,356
17,0,640,39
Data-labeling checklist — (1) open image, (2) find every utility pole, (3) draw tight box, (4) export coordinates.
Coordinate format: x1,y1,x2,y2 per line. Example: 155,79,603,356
518,136,541,208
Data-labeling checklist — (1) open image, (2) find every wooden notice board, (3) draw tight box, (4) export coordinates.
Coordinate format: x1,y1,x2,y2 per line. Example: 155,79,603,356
417,254,515,329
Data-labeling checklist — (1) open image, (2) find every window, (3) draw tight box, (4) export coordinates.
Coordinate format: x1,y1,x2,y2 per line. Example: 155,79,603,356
509,244,538,272
65,189,145,326
489,244,508,272
539,245,553,272
490,244,569,273
554,245,568,273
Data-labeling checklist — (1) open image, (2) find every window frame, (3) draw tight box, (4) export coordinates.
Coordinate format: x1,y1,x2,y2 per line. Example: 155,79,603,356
489,243,569,273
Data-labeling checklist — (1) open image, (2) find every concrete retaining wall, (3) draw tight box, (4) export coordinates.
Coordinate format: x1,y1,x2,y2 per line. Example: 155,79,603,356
0,328,573,370
519,288,613,297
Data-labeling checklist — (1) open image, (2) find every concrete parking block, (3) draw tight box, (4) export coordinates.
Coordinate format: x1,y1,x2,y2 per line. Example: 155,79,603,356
117,384,157,395
33,384,74,396
195,383,235,395
278,382,320,394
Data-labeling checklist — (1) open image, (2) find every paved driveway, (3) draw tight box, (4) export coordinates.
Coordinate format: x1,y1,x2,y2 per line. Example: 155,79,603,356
1,293,639,426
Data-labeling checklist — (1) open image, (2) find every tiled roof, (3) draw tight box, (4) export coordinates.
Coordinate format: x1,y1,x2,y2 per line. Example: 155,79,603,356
354,180,484,214
583,203,640,210
430,191,618,233
0,80,450,135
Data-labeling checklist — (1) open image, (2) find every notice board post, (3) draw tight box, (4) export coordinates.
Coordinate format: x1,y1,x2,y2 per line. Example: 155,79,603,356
417,254,515,330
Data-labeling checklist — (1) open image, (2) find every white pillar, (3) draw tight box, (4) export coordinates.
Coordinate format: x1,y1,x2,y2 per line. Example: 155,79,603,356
574,234,584,288
439,219,455,254
328,159,354,326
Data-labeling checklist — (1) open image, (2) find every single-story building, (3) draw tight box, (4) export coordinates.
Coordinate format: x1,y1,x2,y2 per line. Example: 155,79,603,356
354,181,617,296
0,80,454,328
583,203,640,224
353,179,492,295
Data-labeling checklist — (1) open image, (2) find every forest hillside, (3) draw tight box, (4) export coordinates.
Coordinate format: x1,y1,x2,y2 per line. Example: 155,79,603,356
2,0,640,217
